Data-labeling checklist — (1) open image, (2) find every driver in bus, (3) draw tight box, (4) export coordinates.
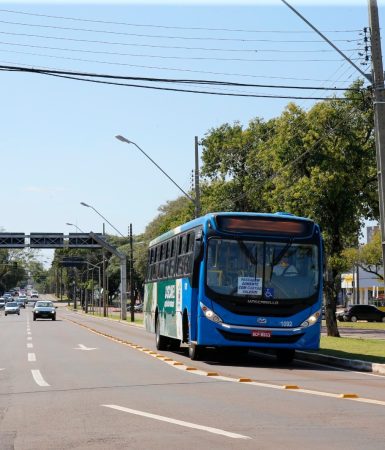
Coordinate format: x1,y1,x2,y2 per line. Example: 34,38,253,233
273,253,298,277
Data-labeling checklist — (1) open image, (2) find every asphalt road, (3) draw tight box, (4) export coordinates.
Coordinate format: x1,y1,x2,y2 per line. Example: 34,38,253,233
1,299,385,450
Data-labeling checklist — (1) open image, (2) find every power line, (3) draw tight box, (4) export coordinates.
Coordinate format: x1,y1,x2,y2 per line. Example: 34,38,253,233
0,20,361,44
0,57,356,84
0,9,362,34
0,41,358,64
0,63,358,92
0,30,359,54
0,42,359,63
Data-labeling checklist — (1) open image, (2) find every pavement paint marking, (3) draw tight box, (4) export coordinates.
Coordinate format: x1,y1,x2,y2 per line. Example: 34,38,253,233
102,404,251,440
67,318,385,408
31,369,50,387
28,353,36,362
27,331,31,335
74,344,97,351
27,343,33,348
27,337,32,341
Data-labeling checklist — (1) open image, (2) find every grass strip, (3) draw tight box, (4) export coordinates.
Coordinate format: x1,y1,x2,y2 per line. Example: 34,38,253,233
317,336,385,364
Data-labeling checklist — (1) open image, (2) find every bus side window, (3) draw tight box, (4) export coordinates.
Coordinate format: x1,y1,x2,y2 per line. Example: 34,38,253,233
159,244,165,279
169,238,176,277
154,246,160,280
177,235,186,275
164,241,170,278
185,232,195,275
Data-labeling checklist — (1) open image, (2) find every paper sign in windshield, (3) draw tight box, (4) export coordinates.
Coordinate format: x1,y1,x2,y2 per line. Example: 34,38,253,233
238,277,262,295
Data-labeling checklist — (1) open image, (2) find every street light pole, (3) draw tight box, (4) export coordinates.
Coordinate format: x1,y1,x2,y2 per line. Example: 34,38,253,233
80,202,125,237
81,202,127,320
66,222,85,233
115,135,198,215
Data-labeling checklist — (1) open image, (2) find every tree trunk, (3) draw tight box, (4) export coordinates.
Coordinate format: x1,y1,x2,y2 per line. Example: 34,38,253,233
324,267,340,337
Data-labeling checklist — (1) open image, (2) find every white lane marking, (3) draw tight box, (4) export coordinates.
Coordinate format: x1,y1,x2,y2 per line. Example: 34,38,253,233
27,343,33,349
28,353,36,362
74,344,97,351
27,331,31,335
27,337,32,341
0,368,4,371
31,370,50,387
102,404,251,440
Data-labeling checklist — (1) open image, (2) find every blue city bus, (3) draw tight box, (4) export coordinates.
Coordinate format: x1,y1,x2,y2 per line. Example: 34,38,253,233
143,212,323,363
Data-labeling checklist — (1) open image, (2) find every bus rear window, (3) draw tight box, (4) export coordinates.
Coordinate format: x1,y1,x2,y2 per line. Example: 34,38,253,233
216,216,313,237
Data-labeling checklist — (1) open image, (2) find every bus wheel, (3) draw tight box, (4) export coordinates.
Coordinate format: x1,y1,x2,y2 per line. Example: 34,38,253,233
189,343,204,361
155,316,168,351
276,349,295,364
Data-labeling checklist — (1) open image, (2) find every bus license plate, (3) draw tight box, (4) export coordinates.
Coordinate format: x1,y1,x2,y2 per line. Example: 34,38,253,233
252,330,272,338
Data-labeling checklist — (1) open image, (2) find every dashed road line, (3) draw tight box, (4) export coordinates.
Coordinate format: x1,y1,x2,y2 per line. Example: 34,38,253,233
102,404,251,439
28,353,36,362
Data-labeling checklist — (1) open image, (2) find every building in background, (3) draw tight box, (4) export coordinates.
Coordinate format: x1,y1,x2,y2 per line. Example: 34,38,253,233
367,225,380,243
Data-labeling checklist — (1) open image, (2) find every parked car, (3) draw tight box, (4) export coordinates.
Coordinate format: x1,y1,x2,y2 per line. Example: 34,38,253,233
33,301,56,321
4,301,20,316
337,305,385,323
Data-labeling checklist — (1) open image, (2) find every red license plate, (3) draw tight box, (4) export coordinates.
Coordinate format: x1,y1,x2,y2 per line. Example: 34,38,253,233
252,330,272,338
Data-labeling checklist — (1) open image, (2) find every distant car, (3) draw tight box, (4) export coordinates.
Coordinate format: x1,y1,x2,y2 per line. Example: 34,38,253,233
0,297,5,309
338,305,385,323
4,292,12,301
30,291,39,299
33,301,56,321
4,301,20,316
17,296,27,308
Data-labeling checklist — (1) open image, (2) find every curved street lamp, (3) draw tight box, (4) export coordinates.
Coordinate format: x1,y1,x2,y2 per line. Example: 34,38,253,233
115,135,196,205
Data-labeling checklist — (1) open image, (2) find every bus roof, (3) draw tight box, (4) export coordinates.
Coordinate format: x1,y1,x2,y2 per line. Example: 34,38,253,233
149,211,317,247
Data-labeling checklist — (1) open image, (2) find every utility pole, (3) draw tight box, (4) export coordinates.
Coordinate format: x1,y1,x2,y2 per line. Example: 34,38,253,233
369,0,385,278
129,223,134,322
194,136,201,218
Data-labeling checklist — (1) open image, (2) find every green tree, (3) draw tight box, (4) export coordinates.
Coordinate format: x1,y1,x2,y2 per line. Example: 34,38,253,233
199,81,377,337
343,230,383,281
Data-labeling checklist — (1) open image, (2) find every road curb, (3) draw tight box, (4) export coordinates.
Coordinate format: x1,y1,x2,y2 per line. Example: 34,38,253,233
297,351,385,375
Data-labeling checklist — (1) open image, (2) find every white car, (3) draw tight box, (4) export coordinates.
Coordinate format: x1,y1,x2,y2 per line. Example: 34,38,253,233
4,302,20,316
33,301,56,321
31,291,39,299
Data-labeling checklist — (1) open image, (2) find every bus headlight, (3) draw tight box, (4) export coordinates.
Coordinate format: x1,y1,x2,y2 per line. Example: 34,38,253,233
200,302,223,323
300,310,321,328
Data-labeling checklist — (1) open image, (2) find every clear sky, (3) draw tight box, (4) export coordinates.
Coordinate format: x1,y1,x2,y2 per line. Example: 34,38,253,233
0,0,382,264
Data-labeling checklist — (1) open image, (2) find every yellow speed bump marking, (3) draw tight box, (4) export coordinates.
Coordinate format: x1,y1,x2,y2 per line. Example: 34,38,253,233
185,367,197,371
340,393,359,399
65,318,385,408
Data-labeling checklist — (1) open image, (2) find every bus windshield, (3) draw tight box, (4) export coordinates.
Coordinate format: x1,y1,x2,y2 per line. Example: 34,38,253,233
206,238,319,300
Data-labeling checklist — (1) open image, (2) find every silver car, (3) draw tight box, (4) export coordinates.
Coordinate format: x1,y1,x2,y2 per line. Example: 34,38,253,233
33,301,56,321
5,302,20,316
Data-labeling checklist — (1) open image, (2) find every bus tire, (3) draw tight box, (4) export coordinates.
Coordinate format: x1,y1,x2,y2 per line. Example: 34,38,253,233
276,349,295,365
155,315,168,350
189,343,204,361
